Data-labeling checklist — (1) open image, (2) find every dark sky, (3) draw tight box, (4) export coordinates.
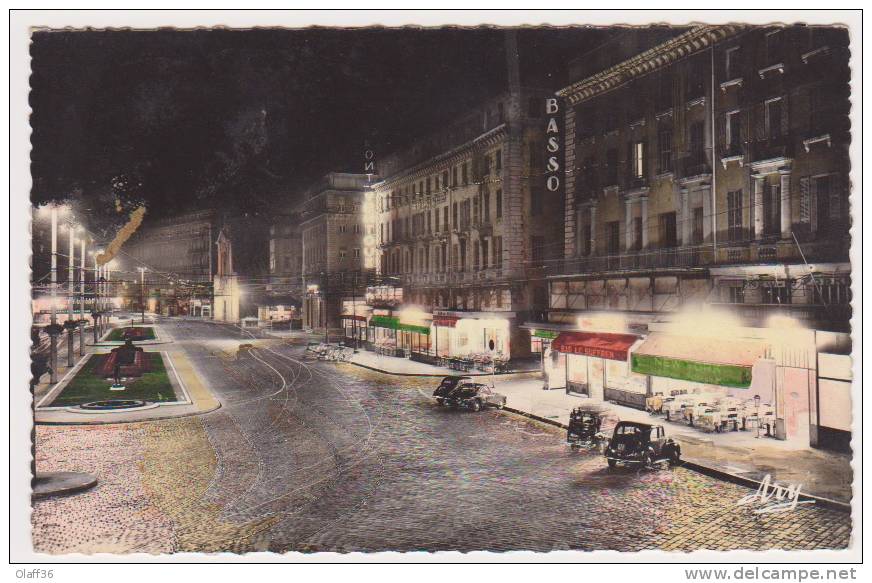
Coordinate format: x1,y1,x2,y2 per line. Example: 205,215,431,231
30,26,613,226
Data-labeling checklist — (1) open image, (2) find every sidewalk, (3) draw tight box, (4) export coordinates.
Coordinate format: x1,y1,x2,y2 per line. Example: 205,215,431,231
307,342,853,508
493,377,853,507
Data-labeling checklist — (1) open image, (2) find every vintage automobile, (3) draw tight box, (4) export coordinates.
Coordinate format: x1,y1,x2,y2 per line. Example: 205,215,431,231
567,407,607,449
444,382,507,411
433,376,473,405
604,421,681,468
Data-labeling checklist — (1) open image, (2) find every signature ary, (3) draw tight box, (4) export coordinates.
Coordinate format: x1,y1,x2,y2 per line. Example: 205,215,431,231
735,474,816,514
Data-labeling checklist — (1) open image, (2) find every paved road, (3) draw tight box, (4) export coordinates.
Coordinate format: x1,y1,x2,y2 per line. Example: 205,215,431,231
32,318,853,554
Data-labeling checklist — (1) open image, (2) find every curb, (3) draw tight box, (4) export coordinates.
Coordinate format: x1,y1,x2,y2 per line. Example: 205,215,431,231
503,407,851,513
344,358,540,378
32,471,98,499
34,401,223,426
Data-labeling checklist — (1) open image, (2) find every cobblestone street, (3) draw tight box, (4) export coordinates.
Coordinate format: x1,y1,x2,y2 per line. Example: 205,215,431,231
31,320,853,554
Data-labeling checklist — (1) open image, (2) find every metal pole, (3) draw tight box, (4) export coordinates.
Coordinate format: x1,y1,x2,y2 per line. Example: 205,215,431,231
93,254,100,343
139,268,146,324
66,223,75,366
49,205,58,383
79,237,86,354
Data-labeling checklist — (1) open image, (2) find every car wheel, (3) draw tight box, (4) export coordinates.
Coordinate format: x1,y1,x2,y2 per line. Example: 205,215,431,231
642,452,654,469
607,458,617,469
436,398,444,406
470,399,482,412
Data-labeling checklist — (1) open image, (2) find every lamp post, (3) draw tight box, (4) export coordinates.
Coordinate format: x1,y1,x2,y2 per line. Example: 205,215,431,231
79,236,86,354
65,221,76,367
48,205,59,383
92,251,101,343
138,267,147,324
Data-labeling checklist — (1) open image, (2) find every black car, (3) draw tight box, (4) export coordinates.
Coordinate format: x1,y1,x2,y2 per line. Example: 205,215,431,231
444,383,507,412
433,376,472,405
567,408,606,448
604,421,681,468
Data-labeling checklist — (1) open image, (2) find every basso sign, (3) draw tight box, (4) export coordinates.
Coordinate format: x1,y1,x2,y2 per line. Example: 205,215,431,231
545,97,561,192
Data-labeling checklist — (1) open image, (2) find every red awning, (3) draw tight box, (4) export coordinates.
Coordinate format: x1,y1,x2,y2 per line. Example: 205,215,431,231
433,316,459,327
552,331,638,361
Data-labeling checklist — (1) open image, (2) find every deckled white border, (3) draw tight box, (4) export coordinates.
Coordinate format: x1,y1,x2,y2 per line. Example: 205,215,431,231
8,7,863,568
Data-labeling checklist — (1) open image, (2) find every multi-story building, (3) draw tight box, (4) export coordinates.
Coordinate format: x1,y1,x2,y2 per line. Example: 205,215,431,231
371,88,558,361
124,209,235,318
540,25,852,451
267,209,303,303
299,173,375,332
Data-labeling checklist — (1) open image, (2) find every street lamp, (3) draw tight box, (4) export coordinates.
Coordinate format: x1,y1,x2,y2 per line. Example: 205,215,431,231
79,236,87,355
137,267,147,324
47,204,59,383
65,219,76,367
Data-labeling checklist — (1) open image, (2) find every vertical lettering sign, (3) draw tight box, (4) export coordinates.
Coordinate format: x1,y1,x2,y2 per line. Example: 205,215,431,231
545,97,563,193
362,142,377,269
364,141,376,179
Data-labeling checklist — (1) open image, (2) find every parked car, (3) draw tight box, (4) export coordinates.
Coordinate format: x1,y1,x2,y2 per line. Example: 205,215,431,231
567,407,607,449
604,421,681,469
445,383,507,411
433,376,473,405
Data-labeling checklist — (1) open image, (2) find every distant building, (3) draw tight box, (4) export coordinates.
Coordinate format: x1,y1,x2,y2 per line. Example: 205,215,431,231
267,209,303,303
298,173,375,332
124,209,236,318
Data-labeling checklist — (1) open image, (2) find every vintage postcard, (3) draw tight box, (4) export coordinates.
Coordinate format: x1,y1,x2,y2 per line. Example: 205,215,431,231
9,9,862,567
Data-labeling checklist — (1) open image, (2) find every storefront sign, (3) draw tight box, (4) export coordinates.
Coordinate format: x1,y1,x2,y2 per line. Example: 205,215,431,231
398,322,430,335
532,329,559,339
433,316,459,328
630,353,753,388
552,331,637,361
370,315,399,329
545,98,562,193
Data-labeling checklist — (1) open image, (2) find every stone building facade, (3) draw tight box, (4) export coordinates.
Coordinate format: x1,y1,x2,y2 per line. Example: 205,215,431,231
371,88,557,360
542,24,852,451
299,172,374,332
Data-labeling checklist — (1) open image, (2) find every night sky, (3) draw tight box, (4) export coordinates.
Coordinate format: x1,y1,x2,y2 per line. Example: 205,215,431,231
29,26,614,227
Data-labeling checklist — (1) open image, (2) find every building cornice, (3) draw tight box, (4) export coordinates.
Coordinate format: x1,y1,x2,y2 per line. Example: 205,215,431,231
557,25,747,106
375,124,508,190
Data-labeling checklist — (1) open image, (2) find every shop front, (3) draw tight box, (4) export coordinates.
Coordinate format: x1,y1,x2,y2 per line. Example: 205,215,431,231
551,331,644,407
341,314,368,347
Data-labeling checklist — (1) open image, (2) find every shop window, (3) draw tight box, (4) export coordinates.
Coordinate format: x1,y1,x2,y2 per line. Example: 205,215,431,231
724,285,745,304
812,279,850,305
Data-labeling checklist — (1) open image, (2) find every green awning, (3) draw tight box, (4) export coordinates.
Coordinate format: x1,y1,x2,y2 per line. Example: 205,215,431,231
629,333,766,389
398,323,431,335
631,353,753,388
370,315,399,329
532,329,559,339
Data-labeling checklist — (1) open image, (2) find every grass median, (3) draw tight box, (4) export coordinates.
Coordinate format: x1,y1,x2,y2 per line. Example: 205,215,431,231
50,352,178,407
105,326,157,342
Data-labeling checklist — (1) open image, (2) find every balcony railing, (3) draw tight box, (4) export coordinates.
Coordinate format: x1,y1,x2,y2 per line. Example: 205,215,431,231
556,238,849,277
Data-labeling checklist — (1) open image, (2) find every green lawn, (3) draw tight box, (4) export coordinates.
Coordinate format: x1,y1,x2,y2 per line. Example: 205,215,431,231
50,352,178,407
105,326,157,342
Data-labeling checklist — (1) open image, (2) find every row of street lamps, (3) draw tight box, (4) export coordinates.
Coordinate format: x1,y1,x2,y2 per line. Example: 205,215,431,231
37,203,117,383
